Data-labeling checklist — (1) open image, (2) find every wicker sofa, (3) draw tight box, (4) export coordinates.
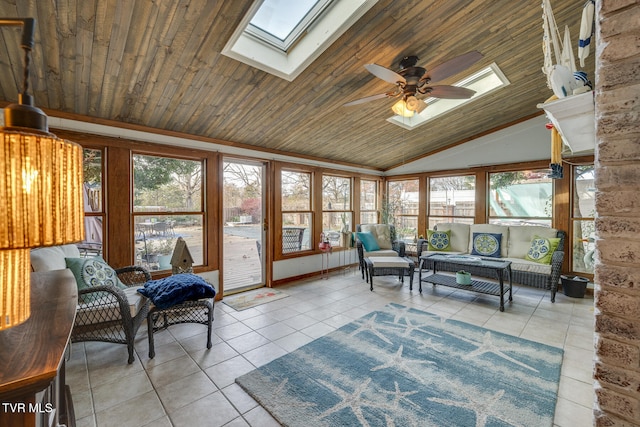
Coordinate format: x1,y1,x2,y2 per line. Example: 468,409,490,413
30,244,151,363
418,223,565,302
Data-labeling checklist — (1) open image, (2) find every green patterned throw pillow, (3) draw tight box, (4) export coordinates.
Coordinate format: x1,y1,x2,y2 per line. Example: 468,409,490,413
427,229,451,251
525,235,561,264
65,256,127,302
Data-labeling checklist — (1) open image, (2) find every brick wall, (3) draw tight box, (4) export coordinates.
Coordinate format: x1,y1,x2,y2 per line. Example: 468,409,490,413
594,1,640,426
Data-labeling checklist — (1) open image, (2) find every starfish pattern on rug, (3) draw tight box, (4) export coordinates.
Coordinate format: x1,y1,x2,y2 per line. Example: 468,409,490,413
237,303,563,427
350,313,393,344
370,345,435,384
417,337,445,353
382,381,420,410
427,385,525,427
384,316,442,339
316,377,381,427
461,331,539,372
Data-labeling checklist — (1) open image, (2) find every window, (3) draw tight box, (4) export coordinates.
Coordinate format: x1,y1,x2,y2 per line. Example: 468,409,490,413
247,0,333,52
360,179,378,224
428,175,476,229
133,154,204,271
222,0,376,81
322,175,351,248
489,169,552,226
571,164,595,275
80,148,104,257
281,170,312,253
387,179,419,242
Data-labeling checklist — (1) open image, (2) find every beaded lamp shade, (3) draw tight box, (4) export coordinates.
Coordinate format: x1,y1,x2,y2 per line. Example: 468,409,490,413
0,17,84,330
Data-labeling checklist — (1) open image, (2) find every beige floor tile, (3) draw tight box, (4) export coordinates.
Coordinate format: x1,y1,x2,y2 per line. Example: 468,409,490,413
274,331,315,352
169,391,239,427
146,355,202,389
553,396,594,427
95,390,165,427
243,404,281,427
256,321,296,341
221,383,259,414
226,330,272,354
204,355,256,388
190,341,239,370
156,371,218,413
92,371,153,413
242,342,288,367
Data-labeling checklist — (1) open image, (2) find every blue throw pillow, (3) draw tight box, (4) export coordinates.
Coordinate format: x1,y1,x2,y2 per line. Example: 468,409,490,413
138,273,216,309
471,232,502,258
356,232,380,252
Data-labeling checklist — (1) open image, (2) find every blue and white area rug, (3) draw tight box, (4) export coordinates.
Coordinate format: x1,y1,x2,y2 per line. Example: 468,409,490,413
236,303,563,427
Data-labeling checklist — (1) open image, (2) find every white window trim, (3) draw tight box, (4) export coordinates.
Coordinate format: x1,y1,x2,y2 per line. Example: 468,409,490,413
222,0,378,81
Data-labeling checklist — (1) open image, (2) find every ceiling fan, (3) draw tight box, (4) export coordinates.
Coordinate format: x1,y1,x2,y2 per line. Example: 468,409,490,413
344,51,484,117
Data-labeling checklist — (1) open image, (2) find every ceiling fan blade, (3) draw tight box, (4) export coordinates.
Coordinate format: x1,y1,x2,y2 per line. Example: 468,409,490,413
427,85,476,99
424,51,483,83
343,92,394,107
364,63,406,85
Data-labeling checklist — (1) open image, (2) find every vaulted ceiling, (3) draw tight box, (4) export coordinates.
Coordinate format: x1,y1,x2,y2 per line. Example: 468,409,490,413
0,0,593,171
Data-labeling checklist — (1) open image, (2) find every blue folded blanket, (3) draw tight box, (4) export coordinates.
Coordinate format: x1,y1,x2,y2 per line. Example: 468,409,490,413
138,273,216,309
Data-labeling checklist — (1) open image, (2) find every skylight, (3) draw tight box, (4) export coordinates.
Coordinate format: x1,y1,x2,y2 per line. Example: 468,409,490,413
247,0,333,52
387,63,510,130
222,0,378,81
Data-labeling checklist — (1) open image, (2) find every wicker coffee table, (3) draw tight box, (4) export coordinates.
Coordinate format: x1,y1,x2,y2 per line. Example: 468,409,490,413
364,256,415,291
419,254,512,311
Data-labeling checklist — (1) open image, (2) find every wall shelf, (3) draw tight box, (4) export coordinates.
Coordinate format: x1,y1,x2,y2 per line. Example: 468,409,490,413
540,91,595,154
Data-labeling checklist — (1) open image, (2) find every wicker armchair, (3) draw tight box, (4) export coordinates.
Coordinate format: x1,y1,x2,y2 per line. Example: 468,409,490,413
71,266,151,364
31,245,152,364
355,224,406,279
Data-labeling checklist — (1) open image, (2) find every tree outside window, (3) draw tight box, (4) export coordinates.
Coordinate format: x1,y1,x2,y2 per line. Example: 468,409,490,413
281,170,312,253
133,154,204,270
322,175,352,248
360,179,378,225
387,179,419,242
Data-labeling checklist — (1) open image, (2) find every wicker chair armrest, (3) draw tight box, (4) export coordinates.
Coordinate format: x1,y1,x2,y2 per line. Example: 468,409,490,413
78,285,130,312
115,265,152,287
417,239,427,256
550,250,565,286
392,240,406,257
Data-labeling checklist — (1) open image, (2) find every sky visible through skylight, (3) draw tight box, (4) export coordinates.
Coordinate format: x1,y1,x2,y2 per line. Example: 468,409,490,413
250,0,319,41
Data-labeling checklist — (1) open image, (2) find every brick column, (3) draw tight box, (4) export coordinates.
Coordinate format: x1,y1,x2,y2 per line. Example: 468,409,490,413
594,1,640,426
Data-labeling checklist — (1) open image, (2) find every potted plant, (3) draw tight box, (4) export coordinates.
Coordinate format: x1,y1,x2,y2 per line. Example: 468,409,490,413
456,270,472,285
156,238,176,270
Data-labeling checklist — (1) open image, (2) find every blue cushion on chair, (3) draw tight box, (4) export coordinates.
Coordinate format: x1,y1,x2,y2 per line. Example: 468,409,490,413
356,232,380,252
138,273,216,309
471,232,503,258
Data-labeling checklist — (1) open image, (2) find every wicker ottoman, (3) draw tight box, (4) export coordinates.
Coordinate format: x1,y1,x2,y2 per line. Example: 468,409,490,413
365,257,415,291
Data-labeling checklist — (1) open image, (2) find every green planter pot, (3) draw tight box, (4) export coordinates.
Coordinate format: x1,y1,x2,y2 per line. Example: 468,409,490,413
456,271,472,285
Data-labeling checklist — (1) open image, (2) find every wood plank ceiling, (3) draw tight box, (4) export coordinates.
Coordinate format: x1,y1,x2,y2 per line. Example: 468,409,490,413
0,0,593,171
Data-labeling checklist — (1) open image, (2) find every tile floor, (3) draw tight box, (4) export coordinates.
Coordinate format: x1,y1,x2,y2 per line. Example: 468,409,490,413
67,270,595,427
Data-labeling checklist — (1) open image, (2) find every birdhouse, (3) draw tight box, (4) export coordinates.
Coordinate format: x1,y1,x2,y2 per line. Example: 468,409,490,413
171,237,194,274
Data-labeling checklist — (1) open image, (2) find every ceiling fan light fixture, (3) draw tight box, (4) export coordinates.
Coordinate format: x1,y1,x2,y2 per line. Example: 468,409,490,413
391,99,414,117
405,96,427,113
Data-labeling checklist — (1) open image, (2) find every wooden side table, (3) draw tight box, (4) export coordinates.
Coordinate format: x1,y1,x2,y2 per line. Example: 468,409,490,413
0,270,77,427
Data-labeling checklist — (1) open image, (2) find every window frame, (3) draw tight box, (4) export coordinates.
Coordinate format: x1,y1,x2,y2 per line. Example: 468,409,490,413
427,174,477,229
131,152,207,271
278,166,314,257
321,174,353,248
